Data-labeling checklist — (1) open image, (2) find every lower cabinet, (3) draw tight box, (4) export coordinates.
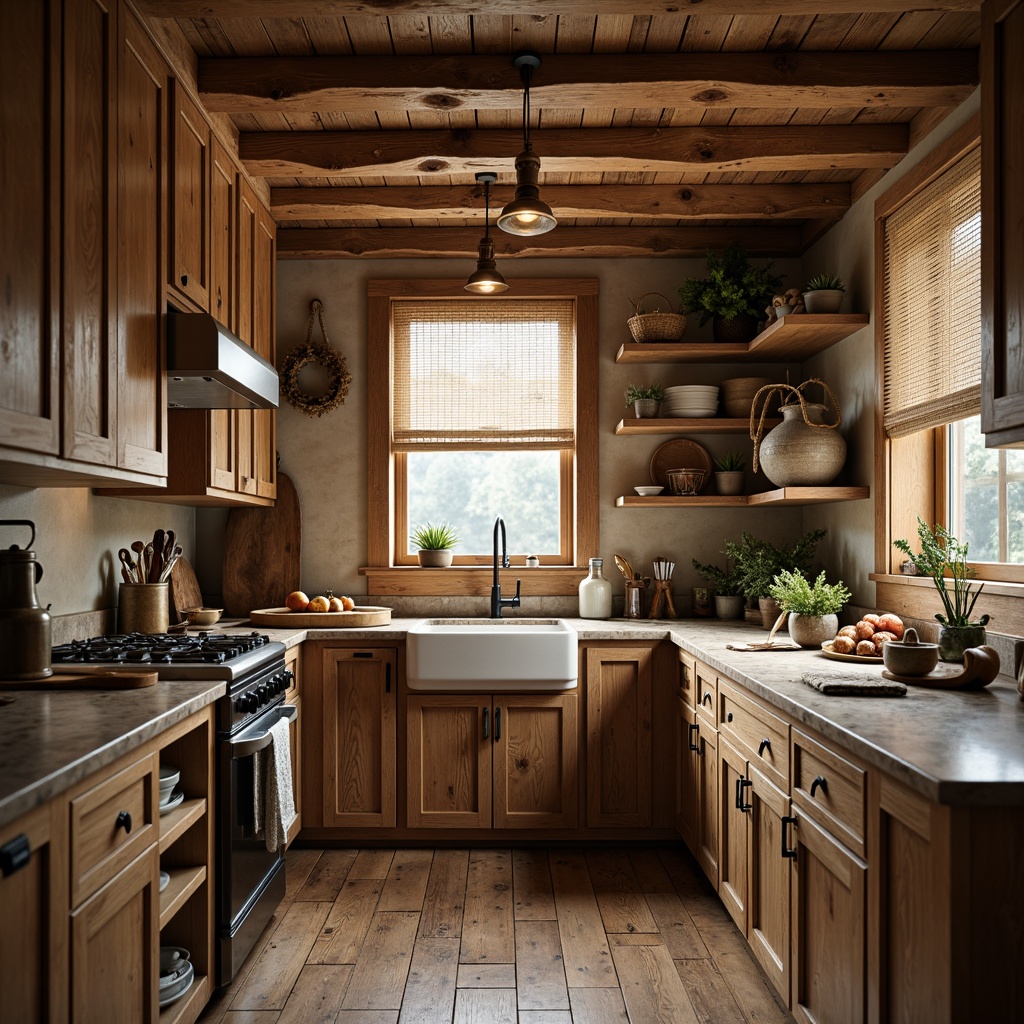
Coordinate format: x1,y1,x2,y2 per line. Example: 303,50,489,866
283,646,301,848
407,692,578,830
675,696,719,885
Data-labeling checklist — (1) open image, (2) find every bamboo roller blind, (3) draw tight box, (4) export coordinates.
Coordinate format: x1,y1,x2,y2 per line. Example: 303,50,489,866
882,146,981,439
391,298,576,450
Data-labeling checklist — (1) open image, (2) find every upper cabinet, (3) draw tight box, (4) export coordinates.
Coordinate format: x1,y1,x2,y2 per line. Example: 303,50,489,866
981,0,1024,446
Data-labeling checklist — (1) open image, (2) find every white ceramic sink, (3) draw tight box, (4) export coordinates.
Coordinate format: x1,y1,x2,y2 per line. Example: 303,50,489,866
406,618,578,691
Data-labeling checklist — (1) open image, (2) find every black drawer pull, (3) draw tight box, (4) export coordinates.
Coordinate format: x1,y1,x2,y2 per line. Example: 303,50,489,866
701,692,712,707
727,712,734,723
115,811,132,835
810,775,828,798
781,815,797,859
494,707,502,741
736,777,752,813
353,651,373,658
385,663,391,694
688,722,700,751
482,707,489,740
0,834,31,877
758,738,772,757
180,274,188,287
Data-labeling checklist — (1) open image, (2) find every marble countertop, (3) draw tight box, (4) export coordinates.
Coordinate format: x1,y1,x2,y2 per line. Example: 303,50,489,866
0,680,224,828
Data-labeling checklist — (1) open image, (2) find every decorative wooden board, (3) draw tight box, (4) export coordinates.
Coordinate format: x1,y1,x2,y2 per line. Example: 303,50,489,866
250,606,392,628
2,670,158,689
223,472,301,617
882,645,1000,690
169,557,204,624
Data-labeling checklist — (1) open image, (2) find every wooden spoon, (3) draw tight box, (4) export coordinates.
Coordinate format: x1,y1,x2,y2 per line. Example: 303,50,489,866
613,554,634,580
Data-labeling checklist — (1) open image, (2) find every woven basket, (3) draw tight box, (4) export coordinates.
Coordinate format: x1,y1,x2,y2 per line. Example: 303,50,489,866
627,292,687,343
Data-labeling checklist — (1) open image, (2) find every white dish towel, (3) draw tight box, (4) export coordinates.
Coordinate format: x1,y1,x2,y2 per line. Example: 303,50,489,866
253,716,297,852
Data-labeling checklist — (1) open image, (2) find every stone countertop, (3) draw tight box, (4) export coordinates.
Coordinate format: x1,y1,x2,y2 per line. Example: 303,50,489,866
0,680,224,829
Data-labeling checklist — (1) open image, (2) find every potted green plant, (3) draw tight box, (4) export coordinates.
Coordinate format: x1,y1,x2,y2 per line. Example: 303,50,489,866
768,569,851,647
803,273,846,314
713,450,745,496
893,518,989,662
691,555,745,619
410,521,459,568
725,528,827,627
679,244,783,344
625,382,665,419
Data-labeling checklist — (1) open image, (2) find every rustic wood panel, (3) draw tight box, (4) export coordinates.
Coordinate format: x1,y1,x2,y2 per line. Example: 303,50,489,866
548,851,618,988
512,849,557,921
307,878,383,965
378,849,434,912
460,849,514,964
610,943,701,1024
515,920,571,1011
418,849,469,939
341,912,420,1010
396,936,459,1023
295,849,358,902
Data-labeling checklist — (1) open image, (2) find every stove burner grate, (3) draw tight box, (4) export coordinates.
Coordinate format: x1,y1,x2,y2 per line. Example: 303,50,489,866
52,631,272,665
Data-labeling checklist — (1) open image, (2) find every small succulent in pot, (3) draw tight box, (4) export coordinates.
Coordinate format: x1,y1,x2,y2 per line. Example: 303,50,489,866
410,521,460,567
714,450,745,472
625,382,665,418
803,273,846,314
713,450,745,495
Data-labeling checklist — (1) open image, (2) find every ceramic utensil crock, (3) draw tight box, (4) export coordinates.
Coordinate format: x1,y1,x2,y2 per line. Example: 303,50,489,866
0,520,52,679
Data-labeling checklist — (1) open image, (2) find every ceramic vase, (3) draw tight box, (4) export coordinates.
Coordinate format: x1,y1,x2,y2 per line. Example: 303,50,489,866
713,313,759,344
803,289,844,314
417,548,453,567
715,471,745,496
787,612,839,648
757,402,846,486
633,399,660,418
937,623,987,663
714,594,745,620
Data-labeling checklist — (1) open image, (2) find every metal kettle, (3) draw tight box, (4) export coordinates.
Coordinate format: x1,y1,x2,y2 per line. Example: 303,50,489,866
0,520,52,679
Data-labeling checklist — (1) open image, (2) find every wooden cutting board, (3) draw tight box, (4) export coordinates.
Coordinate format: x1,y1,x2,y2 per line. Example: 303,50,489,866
0,671,158,689
223,472,301,617
170,557,204,624
250,606,392,628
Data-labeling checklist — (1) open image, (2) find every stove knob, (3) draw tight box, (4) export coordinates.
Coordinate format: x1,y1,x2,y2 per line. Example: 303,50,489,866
234,696,247,714
244,693,260,713
257,684,270,704
274,672,288,693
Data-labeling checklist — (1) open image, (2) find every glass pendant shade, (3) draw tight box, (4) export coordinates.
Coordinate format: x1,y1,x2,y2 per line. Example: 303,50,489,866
496,145,557,236
465,173,509,294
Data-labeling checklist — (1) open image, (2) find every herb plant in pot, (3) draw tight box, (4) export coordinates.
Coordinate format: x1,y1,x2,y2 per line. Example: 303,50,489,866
803,273,846,314
410,521,459,568
768,569,851,648
625,382,665,419
713,450,745,495
679,244,783,345
893,518,989,662
691,555,745,619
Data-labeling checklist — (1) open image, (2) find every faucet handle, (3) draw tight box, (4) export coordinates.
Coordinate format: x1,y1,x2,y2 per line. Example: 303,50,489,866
512,578,521,607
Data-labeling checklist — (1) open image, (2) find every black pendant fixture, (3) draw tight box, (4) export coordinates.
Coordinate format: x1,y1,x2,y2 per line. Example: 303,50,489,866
497,53,557,237
464,172,509,294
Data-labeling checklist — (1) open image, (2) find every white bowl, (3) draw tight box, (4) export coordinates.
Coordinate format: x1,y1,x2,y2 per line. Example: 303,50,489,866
159,765,180,793
665,386,719,396
634,485,665,496
160,946,190,976
159,961,195,1006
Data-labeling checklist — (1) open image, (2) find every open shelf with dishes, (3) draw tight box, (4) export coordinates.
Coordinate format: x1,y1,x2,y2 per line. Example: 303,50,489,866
616,486,870,507
615,313,870,363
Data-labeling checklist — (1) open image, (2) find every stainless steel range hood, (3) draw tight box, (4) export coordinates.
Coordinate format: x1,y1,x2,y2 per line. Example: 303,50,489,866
167,314,279,410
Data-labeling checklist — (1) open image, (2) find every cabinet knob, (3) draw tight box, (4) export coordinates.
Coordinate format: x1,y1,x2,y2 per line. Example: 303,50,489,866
758,737,772,757
727,712,734,723
810,775,828,798
180,274,188,287
115,811,132,835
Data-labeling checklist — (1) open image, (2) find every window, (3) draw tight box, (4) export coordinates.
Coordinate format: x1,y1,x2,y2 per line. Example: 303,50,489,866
364,280,598,594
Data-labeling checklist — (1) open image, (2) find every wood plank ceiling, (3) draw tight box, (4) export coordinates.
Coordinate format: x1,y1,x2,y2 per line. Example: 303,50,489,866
137,1,982,258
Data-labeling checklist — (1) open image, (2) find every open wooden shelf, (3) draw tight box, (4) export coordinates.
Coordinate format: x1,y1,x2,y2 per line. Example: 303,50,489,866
615,486,870,508
615,416,780,435
158,797,206,853
615,313,870,364
159,974,212,1024
159,865,207,930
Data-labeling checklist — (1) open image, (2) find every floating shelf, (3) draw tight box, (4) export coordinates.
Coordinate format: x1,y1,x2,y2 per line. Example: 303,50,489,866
159,864,207,929
615,417,780,435
616,313,870,364
159,973,211,1024
615,486,870,508
158,797,206,854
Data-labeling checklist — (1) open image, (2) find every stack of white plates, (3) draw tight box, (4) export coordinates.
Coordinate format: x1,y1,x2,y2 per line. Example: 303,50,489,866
159,765,183,815
159,947,195,1008
663,385,719,418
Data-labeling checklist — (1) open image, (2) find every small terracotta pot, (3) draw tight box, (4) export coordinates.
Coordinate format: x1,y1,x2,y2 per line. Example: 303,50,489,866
417,548,454,568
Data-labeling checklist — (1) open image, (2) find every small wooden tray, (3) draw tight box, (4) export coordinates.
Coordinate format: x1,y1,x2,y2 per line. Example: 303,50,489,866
881,645,1000,690
250,606,392,628
1,670,158,690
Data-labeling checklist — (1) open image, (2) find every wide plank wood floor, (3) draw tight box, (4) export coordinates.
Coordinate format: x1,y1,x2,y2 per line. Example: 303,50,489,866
198,845,793,1024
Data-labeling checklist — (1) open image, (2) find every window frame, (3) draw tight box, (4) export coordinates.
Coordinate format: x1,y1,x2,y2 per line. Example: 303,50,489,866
362,279,599,596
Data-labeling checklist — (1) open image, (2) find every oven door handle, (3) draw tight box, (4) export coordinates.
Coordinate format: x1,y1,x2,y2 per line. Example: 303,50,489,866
229,704,297,759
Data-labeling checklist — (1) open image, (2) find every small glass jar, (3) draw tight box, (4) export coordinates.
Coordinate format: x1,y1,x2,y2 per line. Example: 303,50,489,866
578,557,613,619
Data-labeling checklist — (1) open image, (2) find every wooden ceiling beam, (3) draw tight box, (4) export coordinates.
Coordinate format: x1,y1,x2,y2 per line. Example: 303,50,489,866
136,1,981,16
240,124,908,178
276,224,802,259
271,182,850,221
199,51,977,114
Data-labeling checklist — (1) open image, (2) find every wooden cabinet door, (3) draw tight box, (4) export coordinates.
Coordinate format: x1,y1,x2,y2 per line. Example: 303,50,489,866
675,698,699,848
748,766,791,1004
253,200,276,499
791,811,866,1024
168,81,209,310
0,2,61,457
321,648,396,828
115,5,166,477
695,722,720,887
71,844,159,1024
981,0,1024,445
234,178,258,495
585,645,652,828
62,0,117,469
718,736,749,933
285,696,301,847
0,801,68,1024
407,694,491,829
493,693,578,830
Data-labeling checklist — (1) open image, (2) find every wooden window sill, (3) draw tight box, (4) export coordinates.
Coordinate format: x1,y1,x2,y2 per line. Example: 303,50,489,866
361,566,587,597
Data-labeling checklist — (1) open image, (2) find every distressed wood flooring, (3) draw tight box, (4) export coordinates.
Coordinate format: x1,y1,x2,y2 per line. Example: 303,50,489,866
197,845,793,1024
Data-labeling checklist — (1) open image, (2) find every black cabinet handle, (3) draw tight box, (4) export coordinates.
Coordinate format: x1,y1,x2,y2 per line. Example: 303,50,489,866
810,775,828,798
180,274,188,287
115,811,132,835
482,707,489,740
758,738,772,757
701,692,712,707
781,815,797,859
737,777,753,812
727,712,734,722
385,663,391,694
0,834,31,877
494,707,501,741
688,722,700,751
353,651,373,657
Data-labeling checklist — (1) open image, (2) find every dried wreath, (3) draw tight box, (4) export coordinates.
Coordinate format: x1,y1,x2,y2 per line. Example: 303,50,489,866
279,299,352,418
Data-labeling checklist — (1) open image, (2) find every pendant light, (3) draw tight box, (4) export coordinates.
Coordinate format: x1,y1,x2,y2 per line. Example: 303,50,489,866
497,52,557,236
464,172,509,294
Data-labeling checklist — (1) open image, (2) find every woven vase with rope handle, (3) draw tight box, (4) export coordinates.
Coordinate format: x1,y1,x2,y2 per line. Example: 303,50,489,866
749,378,846,487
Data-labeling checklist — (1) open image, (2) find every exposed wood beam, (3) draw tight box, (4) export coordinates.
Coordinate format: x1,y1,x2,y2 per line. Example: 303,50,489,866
136,1,981,16
271,182,850,221
199,51,977,114
240,125,908,178
276,224,802,259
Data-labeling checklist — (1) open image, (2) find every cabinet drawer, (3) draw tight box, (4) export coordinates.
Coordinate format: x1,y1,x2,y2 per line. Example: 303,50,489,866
791,728,866,857
678,649,696,708
718,683,789,791
70,753,157,906
694,659,717,724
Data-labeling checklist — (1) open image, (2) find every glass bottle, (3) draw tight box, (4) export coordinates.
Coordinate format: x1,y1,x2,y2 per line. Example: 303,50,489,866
578,557,613,619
